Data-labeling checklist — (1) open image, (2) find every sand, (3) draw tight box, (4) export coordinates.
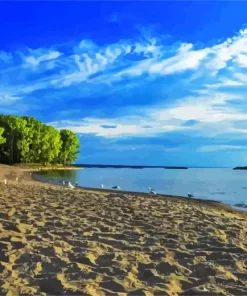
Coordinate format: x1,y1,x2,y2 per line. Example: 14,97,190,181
0,165,247,295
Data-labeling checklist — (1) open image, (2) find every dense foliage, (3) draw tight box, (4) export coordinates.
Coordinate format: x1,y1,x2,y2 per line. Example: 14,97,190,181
0,115,80,165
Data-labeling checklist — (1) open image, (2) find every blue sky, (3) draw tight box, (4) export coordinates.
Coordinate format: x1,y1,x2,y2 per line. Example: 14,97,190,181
2,2,247,167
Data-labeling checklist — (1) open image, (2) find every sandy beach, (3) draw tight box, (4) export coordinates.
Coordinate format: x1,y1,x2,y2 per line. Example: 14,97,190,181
0,165,247,295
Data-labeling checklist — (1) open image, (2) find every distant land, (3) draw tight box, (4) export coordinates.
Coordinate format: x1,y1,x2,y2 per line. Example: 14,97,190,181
73,164,188,169
233,166,247,170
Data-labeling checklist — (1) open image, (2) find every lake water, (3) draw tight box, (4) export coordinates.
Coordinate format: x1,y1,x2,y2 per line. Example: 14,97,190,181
35,168,247,207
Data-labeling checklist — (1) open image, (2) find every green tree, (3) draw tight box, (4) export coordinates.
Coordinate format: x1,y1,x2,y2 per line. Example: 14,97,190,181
0,114,80,165
38,125,62,165
0,115,28,164
21,116,44,163
58,129,80,165
0,127,6,145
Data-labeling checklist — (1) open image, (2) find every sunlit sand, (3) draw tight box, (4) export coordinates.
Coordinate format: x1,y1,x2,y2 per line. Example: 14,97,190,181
0,165,247,295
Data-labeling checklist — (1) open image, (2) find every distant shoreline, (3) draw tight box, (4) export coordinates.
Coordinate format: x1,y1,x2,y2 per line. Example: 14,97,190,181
233,166,247,170
73,164,189,169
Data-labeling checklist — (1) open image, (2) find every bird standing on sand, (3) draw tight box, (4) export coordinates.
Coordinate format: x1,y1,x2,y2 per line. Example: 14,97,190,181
62,181,65,185
68,182,75,189
100,184,104,188
3,179,7,185
188,193,193,198
112,185,120,190
148,187,155,192
16,177,19,182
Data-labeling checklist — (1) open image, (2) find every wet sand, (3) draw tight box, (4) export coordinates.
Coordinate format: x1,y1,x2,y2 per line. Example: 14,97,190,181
1,165,247,295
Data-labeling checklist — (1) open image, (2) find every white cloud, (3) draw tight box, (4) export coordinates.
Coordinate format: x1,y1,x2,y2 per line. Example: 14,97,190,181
152,92,247,123
149,47,210,75
48,89,247,139
2,25,247,95
110,27,247,79
24,49,62,67
199,145,246,152
51,39,160,87
0,92,22,103
49,114,191,138
205,79,244,88
234,53,247,67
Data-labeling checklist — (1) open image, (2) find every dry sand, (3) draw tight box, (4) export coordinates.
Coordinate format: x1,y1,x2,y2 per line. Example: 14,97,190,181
0,164,247,295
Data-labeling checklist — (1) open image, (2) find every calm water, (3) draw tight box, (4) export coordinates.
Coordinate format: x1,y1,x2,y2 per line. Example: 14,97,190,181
35,168,247,206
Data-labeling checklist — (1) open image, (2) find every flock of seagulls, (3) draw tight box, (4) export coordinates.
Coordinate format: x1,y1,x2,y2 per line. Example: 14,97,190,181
59,180,194,197
99,185,157,194
61,181,122,190
1,175,194,198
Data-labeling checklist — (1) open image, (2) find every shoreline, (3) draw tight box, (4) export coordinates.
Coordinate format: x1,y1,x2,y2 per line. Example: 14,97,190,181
1,162,242,214
33,169,244,214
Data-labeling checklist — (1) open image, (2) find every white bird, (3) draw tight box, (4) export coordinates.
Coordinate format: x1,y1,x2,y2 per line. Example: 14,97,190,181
62,181,65,185
188,193,193,198
16,177,19,182
148,187,155,192
3,179,7,185
100,184,104,188
112,185,120,190
150,190,157,195
68,182,75,189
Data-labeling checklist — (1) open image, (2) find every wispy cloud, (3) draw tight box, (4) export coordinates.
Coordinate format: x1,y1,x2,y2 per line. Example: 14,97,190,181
1,24,247,163
23,49,62,67
199,145,247,152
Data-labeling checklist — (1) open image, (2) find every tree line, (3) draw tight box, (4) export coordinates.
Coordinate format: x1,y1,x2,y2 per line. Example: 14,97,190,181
0,115,80,165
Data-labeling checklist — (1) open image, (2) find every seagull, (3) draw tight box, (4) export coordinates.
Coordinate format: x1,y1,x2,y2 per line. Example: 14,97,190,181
112,185,120,190
148,187,155,192
68,182,75,189
188,193,194,198
150,190,157,195
100,184,104,188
